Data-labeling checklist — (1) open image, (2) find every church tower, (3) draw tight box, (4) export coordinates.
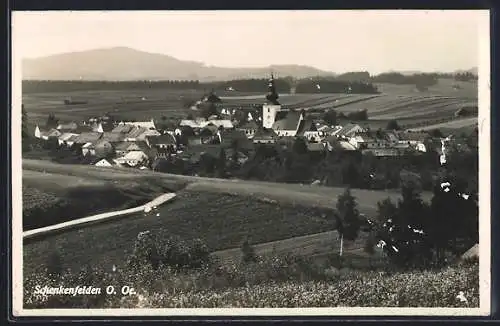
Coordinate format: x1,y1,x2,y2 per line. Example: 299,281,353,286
262,73,283,129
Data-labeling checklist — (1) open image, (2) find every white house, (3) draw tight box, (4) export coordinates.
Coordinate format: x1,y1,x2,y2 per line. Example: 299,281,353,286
57,132,80,145
122,119,156,130
115,151,148,167
201,119,233,129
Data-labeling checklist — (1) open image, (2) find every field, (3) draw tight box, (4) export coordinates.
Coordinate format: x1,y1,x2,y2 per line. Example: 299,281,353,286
22,79,478,132
22,159,433,275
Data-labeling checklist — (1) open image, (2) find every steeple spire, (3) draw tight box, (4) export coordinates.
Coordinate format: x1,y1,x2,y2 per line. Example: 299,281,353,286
266,71,280,105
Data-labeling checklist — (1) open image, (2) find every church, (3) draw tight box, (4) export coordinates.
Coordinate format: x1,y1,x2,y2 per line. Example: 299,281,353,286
262,74,319,140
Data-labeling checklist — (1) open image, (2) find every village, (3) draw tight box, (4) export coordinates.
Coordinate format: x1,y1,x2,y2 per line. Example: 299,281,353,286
32,76,464,172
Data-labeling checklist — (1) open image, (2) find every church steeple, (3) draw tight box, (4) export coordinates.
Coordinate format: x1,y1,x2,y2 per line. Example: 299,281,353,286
266,72,280,105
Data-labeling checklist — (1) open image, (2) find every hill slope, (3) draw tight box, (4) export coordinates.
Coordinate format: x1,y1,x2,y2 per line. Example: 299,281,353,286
22,47,335,81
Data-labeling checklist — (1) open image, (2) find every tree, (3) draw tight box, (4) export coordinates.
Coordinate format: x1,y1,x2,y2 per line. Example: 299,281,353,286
335,188,361,256
22,105,30,152
46,113,59,129
322,110,337,126
217,148,227,178
241,238,258,263
386,119,401,131
292,137,308,155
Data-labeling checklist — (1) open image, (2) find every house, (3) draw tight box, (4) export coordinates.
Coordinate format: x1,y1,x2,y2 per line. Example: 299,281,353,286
201,119,233,129
397,131,430,152
93,158,114,167
236,120,259,139
179,120,202,129
57,132,80,145
121,119,156,130
91,122,104,133
124,126,148,142
333,123,366,138
114,142,132,157
145,134,177,152
74,132,103,145
41,128,62,140
65,135,80,147
115,151,149,167
349,133,390,150
272,110,305,137
81,142,96,156
100,132,126,143
56,122,78,131
136,129,162,141
111,124,135,134
34,125,42,139
253,128,278,144
296,118,321,142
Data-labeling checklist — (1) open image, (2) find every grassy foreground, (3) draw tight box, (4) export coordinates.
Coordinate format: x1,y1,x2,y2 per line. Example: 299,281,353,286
24,257,478,308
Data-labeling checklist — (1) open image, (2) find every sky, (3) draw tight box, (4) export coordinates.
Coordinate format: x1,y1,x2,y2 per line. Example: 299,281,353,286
13,10,488,74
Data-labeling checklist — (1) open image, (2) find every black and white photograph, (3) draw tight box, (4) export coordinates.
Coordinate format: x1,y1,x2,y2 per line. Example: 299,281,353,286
12,10,490,316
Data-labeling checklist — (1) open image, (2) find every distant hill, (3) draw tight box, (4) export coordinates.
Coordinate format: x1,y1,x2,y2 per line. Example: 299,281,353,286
22,47,336,82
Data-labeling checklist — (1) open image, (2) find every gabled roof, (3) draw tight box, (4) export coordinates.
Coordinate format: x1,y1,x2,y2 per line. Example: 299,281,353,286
112,124,134,134
296,118,317,135
272,111,303,131
146,134,176,146
125,126,148,139
58,133,79,141
75,132,102,144
46,129,62,137
179,120,202,128
335,123,365,137
122,151,148,161
114,142,130,151
101,132,126,143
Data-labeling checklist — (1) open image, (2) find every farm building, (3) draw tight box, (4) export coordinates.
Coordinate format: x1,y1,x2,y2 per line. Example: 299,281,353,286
333,123,366,138
115,150,149,167
145,134,177,152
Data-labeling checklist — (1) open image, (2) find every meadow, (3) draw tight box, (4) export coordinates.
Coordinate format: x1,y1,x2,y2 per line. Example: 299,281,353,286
21,159,433,275
22,78,478,132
